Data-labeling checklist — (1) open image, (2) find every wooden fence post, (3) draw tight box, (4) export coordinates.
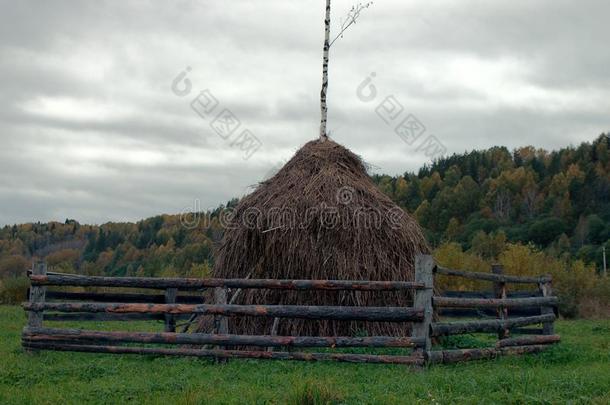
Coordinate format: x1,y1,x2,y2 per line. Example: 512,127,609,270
412,254,434,364
267,317,281,352
214,287,229,362
492,264,509,339
538,276,554,335
164,288,177,332
25,260,47,352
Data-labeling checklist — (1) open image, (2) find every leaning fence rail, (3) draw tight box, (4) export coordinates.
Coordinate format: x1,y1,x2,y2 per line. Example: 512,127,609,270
22,257,560,366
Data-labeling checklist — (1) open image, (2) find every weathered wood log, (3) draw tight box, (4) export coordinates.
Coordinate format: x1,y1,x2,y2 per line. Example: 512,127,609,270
437,307,540,318
510,327,544,335
164,288,177,333
435,266,551,284
430,314,556,336
23,302,425,322
213,287,229,362
495,334,560,348
427,347,496,364
427,344,552,364
433,296,558,309
28,270,73,277
213,288,229,333
30,274,425,291
27,262,47,328
538,279,555,335
22,327,425,348
45,290,203,304
437,289,542,317
497,344,551,356
412,255,434,353
42,313,182,322
25,261,46,354
441,290,541,299
268,317,280,352
492,264,509,339
21,342,424,365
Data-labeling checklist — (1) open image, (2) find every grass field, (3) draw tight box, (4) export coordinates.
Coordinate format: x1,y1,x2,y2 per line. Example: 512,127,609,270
0,306,608,404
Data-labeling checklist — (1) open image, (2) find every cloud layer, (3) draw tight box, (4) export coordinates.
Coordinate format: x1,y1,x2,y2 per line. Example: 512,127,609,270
1,0,608,225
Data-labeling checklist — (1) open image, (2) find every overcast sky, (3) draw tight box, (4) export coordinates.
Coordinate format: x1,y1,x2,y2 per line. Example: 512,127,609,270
1,0,608,226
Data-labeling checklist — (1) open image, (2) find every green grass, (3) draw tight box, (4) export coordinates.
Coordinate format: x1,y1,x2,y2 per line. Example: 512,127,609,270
0,306,608,404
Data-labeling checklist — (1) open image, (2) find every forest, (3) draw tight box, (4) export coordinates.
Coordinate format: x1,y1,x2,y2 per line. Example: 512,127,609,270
1,135,609,316
373,133,610,268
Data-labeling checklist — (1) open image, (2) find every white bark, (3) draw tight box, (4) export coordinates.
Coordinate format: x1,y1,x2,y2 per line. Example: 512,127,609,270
319,0,331,141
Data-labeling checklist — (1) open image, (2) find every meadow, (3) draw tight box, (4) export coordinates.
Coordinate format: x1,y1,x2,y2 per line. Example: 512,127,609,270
0,306,608,404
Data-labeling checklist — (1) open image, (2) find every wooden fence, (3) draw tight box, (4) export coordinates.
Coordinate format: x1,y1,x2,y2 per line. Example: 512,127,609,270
21,255,559,366
428,263,559,363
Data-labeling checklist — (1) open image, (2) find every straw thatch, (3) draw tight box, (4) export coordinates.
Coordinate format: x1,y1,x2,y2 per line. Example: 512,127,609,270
199,139,429,337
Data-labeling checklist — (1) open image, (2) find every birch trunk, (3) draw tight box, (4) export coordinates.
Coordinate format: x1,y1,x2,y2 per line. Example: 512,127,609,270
319,0,331,140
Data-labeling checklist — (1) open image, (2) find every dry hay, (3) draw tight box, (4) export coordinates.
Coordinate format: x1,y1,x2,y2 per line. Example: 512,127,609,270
198,139,429,337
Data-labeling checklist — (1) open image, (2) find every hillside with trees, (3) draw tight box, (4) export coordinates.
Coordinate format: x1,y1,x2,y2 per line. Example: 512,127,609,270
1,135,609,316
373,133,610,270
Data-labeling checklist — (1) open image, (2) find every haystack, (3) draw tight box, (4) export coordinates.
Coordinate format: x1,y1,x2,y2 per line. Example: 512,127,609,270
202,139,429,337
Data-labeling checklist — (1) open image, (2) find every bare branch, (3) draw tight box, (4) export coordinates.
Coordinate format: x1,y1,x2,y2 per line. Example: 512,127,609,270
329,2,373,48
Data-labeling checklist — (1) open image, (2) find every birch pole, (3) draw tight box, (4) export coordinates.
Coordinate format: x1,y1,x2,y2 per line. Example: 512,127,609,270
319,0,331,141
318,2,372,141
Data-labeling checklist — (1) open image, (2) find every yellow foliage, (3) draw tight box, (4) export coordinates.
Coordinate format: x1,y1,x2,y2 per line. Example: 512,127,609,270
395,177,408,200
445,218,460,241
47,249,80,269
433,242,489,291
499,244,557,278
189,262,211,278
566,163,585,182
434,242,607,318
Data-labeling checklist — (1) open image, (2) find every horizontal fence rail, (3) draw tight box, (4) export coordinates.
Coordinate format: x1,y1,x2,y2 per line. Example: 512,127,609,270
430,314,556,337
30,274,426,291
45,290,204,304
435,266,551,284
42,313,192,322
427,344,557,364
22,327,425,348
494,334,560,348
23,302,425,322
20,342,425,365
433,296,558,309
437,290,543,318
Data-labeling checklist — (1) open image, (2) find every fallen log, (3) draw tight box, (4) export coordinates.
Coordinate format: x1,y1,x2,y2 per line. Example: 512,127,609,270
433,296,558,309
430,314,556,336
23,302,424,322
30,274,425,291
22,327,424,348
21,342,424,365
